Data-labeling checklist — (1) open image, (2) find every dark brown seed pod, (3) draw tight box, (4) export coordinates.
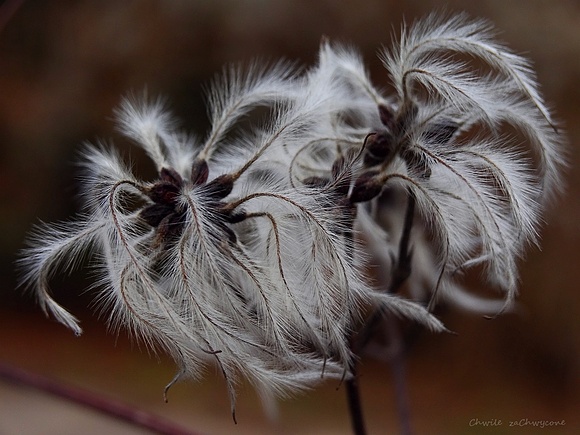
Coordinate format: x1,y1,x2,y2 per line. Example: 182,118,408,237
226,210,247,224
153,211,187,244
160,167,184,186
350,170,383,203
363,131,394,167
140,203,176,227
190,158,209,185
205,174,235,199
378,104,395,129
147,181,181,205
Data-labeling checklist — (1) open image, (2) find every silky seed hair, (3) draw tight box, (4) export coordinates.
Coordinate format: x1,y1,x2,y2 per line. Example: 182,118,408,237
302,13,564,313
18,13,563,416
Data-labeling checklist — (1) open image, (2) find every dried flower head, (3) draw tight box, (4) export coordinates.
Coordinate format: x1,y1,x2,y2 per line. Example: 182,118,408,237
18,77,441,414
296,12,566,314
17,12,564,421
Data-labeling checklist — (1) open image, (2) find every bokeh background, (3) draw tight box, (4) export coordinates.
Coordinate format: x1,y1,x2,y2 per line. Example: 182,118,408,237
1,1,578,434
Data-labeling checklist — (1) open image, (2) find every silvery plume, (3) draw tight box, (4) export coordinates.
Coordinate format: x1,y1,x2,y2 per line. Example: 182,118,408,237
17,11,564,423
295,13,566,315
17,56,443,414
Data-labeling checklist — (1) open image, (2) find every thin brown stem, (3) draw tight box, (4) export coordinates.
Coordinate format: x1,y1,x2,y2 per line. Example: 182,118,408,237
352,189,417,434
383,190,415,435
355,188,417,348
342,216,367,435
0,361,199,435
389,190,415,293
345,363,367,435
384,316,412,435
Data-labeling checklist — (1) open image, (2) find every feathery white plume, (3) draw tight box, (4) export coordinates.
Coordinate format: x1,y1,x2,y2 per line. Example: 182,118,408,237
18,13,564,419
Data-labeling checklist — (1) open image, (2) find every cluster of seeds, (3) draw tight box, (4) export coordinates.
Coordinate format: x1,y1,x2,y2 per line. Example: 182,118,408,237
19,13,564,414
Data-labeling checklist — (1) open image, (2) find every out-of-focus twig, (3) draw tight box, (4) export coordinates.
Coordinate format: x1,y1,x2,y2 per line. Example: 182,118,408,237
0,360,201,435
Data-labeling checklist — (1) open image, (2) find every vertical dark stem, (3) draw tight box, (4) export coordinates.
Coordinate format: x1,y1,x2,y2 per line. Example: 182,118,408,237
385,316,413,435
345,363,367,435
343,203,367,435
344,185,415,435
389,190,415,293
351,189,416,434
355,189,416,345
386,189,415,435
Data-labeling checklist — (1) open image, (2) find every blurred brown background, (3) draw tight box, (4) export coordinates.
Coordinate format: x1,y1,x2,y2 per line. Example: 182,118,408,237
0,1,578,434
